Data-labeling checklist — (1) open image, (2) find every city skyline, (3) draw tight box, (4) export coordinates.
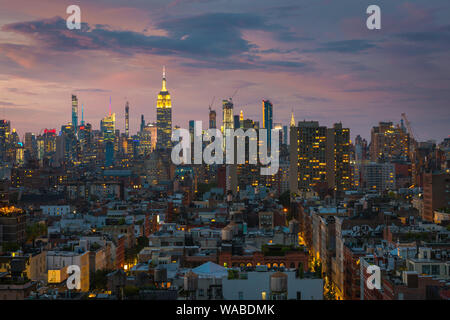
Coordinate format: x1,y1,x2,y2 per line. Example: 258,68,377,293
0,0,449,142
0,0,449,304
0,68,447,147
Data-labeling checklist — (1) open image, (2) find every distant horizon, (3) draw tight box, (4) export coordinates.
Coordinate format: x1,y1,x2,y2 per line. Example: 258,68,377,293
0,0,449,143
1,83,448,144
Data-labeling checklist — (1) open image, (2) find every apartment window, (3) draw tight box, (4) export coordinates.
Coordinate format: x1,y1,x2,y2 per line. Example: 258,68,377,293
422,265,430,274
431,265,440,275
199,289,204,297
297,292,302,300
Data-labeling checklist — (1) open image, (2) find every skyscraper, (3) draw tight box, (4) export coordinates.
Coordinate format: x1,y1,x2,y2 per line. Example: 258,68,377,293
222,99,234,133
222,98,234,152
140,114,145,133
24,132,36,160
80,103,85,126
72,95,78,131
206,106,217,186
209,108,216,129
290,111,295,127
0,120,10,162
354,135,368,162
140,122,157,155
61,124,78,165
239,110,244,128
326,123,352,195
125,102,130,137
274,123,284,148
262,99,273,147
156,66,172,150
221,99,237,195
101,112,116,167
234,115,241,130
289,121,327,192
78,122,92,160
370,121,410,162
236,117,259,191
282,125,288,145
43,129,56,155
189,120,195,141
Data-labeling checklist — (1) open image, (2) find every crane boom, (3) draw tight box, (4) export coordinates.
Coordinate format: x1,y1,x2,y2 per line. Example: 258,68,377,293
208,96,215,111
402,112,422,187
230,88,239,100
401,113,418,150
401,113,415,140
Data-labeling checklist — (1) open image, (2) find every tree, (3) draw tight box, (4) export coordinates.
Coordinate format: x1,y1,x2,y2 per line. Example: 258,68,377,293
136,236,148,248
228,269,239,279
297,263,304,279
125,236,148,265
388,191,396,199
92,269,113,291
312,260,322,278
123,285,139,299
1,242,20,252
90,242,101,251
26,222,47,247
324,281,337,300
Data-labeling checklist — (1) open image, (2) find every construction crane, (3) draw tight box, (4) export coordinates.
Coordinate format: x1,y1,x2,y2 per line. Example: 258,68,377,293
208,96,215,112
230,88,239,101
401,113,419,141
401,112,419,154
401,112,421,187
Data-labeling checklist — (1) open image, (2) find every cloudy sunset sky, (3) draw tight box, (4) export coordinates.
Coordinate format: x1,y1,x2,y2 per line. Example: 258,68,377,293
0,0,449,142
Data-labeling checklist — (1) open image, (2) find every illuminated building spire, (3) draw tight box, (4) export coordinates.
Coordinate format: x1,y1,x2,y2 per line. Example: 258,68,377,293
156,65,172,149
162,65,167,92
71,94,78,129
240,110,244,121
290,110,295,127
81,103,84,125
125,101,129,137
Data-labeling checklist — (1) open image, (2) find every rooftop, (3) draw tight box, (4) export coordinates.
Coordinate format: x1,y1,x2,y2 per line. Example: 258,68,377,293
0,206,24,216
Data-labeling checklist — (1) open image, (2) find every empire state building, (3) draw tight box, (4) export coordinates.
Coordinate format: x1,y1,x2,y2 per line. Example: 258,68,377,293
156,66,172,150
